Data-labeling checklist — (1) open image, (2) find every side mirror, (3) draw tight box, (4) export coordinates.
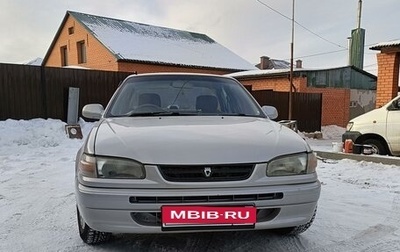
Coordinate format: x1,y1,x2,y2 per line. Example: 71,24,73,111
82,104,104,119
261,105,278,120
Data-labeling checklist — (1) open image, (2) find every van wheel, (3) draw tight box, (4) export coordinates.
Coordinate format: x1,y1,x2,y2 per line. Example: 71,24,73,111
272,207,317,235
77,207,111,245
362,139,387,155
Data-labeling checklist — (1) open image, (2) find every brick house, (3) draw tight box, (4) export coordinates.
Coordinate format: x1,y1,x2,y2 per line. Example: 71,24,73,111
370,40,400,107
42,11,255,74
228,60,377,127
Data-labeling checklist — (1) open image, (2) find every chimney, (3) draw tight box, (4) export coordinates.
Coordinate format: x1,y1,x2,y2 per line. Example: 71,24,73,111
296,59,302,69
260,56,271,70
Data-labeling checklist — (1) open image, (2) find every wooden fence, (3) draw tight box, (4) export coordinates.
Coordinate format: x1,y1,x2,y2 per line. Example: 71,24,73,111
0,63,322,132
251,90,322,132
0,63,132,121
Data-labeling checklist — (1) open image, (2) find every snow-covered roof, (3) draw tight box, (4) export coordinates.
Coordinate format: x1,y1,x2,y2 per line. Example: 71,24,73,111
227,65,376,79
68,11,256,71
254,56,290,70
227,68,311,78
25,57,43,66
370,40,400,50
270,59,290,69
62,65,91,70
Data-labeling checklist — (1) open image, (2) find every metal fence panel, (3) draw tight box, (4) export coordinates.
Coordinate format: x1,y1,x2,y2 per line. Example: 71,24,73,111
0,64,44,120
0,63,132,121
251,89,322,132
0,63,322,132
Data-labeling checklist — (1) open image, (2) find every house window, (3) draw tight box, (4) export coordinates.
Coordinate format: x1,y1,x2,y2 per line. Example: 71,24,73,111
68,27,74,35
77,40,87,64
60,46,68,66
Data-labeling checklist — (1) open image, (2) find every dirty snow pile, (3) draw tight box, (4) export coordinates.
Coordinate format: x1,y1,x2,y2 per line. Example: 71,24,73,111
303,125,346,152
319,125,346,140
1,119,400,251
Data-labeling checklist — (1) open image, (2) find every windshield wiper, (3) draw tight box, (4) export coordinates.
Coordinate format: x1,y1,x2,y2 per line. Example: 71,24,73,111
127,111,180,117
219,113,254,117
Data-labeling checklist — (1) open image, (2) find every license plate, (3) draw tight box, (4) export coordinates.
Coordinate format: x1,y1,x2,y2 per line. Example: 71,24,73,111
161,205,256,230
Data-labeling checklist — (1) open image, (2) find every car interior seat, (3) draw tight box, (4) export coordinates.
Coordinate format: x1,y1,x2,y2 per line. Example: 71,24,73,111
138,93,161,107
196,95,218,113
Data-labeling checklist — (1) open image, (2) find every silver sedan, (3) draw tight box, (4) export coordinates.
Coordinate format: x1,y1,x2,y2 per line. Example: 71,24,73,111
75,73,320,244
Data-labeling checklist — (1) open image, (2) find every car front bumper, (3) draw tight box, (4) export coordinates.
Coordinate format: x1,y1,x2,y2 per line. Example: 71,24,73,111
76,181,321,233
342,131,362,143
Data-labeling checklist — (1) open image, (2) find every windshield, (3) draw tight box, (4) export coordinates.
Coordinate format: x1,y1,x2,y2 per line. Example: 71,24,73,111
105,75,264,118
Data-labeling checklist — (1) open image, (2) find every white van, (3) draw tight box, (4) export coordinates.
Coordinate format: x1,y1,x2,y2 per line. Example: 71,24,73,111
342,95,400,156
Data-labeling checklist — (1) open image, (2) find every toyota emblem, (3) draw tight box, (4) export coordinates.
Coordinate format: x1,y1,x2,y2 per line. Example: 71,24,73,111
203,167,212,177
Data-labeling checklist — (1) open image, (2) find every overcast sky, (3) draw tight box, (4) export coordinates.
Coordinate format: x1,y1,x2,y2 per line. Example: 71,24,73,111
1,0,399,75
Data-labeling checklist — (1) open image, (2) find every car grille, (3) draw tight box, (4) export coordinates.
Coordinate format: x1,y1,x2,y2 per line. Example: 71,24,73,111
158,164,255,182
129,193,283,204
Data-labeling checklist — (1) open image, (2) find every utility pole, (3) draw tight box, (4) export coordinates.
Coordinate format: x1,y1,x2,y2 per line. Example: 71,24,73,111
349,0,365,69
357,0,362,29
288,0,295,120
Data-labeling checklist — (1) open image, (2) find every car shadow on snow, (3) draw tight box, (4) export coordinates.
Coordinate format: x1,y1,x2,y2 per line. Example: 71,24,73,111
93,230,313,252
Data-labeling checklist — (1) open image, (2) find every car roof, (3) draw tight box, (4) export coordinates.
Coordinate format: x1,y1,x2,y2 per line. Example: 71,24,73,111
126,72,236,80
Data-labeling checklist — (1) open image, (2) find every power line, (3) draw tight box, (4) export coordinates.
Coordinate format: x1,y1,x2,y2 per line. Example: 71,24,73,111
255,1,400,63
364,63,377,67
283,39,393,61
283,49,347,61
256,0,347,49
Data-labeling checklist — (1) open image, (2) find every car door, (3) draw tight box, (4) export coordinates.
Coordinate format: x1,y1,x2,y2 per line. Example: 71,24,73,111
386,97,400,155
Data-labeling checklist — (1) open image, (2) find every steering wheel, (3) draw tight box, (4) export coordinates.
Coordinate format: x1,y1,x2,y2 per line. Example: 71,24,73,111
124,104,166,116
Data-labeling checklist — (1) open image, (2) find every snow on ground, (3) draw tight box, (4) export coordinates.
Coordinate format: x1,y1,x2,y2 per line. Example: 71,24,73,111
1,119,400,251
302,125,346,152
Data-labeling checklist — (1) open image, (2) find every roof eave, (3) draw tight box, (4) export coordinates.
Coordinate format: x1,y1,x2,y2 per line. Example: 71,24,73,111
42,12,70,66
117,58,252,72
231,65,376,80
370,41,400,51
232,71,291,80
370,45,400,52
349,65,377,79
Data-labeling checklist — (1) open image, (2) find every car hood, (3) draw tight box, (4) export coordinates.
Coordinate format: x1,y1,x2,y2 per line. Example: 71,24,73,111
92,116,309,165
350,106,387,126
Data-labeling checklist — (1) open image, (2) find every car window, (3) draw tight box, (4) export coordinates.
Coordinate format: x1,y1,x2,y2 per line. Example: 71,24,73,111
106,75,263,117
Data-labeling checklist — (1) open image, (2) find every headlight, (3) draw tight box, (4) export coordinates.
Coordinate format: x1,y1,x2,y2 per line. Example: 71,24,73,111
346,122,354,131
78,153,97,178
267,152,317,176
97,156,145,179
78,153,145,179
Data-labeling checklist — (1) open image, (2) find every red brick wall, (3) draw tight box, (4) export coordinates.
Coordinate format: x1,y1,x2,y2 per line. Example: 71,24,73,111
237,76,350,127
239,76,302,91
45,16,117,71
302,87,350,127
375,52,400,107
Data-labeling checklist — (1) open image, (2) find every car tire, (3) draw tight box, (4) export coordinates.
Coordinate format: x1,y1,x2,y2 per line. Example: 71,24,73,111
362,139,387,155
272,207,317,235
77,207,111,245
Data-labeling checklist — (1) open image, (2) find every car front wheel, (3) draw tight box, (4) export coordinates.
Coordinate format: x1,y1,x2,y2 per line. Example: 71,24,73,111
362,139,387,155
272,207,317,235
77,206,111,245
